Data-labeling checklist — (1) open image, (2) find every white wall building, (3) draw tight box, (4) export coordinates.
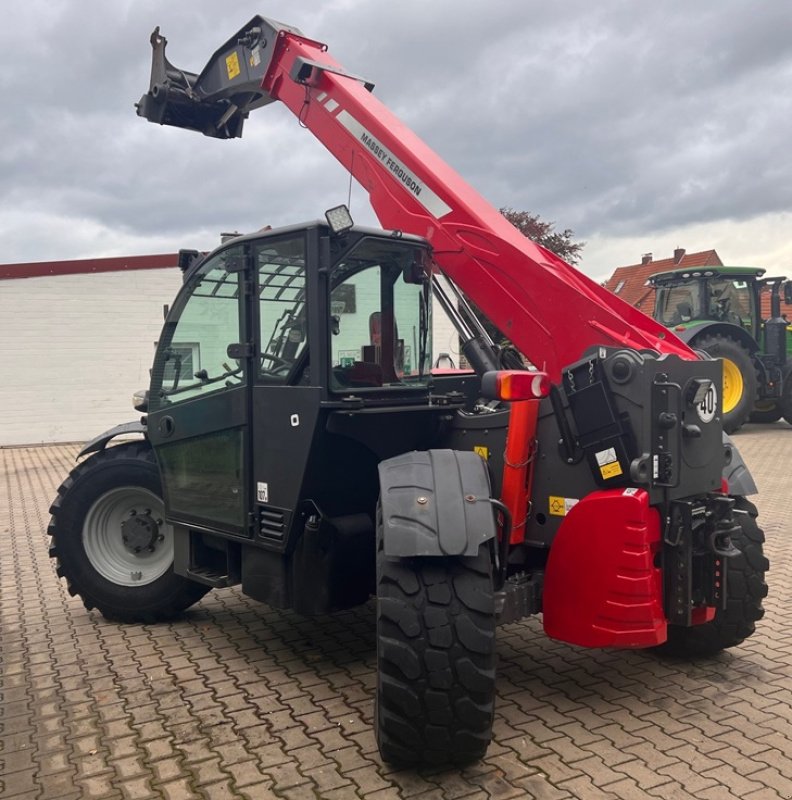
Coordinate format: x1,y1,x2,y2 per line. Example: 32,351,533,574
0,256,182,446
0,254,461,446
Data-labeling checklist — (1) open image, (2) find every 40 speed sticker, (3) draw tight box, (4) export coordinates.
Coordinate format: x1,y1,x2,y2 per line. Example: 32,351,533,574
697,384,718,423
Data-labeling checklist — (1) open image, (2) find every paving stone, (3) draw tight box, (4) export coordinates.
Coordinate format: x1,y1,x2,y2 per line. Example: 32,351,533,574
2,431,791,800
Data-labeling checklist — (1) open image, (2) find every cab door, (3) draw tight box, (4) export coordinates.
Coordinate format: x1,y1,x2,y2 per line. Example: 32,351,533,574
147,243,253,536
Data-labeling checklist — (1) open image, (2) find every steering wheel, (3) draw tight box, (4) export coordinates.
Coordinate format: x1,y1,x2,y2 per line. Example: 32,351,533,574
260,353,291,376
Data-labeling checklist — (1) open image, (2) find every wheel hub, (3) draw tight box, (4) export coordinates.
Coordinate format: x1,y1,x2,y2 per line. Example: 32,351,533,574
121,511,161,554
721,357,744,413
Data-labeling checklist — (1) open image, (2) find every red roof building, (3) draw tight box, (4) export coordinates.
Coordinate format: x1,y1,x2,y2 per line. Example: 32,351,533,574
603,248,723,314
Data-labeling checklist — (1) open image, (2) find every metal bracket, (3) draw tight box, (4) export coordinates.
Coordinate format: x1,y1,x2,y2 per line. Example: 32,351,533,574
290,56,375,92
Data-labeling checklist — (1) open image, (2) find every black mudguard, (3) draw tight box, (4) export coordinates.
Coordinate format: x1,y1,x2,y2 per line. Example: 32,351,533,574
378,449,497,557
77,421,147,460
723,433,758,496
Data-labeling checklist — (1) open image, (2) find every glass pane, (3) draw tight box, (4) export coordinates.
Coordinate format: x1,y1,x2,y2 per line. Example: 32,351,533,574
708,279,751,327
331,266,382,383
150,247,244,410
329,239,431,391
157,428,244,529
657,282,700,326
255,237,307,381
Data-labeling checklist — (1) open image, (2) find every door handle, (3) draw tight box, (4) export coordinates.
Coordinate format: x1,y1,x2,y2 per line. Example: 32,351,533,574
159,415,175,438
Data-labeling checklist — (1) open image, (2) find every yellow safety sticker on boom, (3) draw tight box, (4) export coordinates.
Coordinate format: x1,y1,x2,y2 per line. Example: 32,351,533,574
473,445,489,460
600,461,623,479
226,52,241,80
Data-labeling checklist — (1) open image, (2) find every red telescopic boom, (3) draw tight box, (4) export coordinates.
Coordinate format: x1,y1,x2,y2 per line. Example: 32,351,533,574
137,16,694,380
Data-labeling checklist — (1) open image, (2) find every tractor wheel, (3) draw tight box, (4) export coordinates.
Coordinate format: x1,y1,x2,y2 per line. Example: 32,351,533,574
749,401,783,424
656,497,768,657
375,510,496,766
780,375,792,425
49,441,209,622
695,335,757,433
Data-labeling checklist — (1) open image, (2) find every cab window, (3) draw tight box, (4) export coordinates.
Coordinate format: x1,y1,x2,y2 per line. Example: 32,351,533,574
254,237,307,382
149,246,244,411
329,240,431,391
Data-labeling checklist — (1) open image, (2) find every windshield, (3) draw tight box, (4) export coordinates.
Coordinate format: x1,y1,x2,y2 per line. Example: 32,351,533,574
655,279,702,325
149,246,244,411
656,277,753,328
329,238,431,391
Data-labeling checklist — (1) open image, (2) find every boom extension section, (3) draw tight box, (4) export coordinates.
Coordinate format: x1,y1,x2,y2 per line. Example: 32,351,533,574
137,16,694,378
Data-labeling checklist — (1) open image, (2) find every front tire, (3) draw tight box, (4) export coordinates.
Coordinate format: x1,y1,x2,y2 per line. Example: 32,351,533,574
695,334,757,434
375,512,496,766
49,441,209,622
657,497,768,657
780,374,792,425
749,401,782,424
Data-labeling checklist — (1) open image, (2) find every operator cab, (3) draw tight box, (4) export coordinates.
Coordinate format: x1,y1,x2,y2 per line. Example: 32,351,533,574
142,217,445,546
149,219,434,412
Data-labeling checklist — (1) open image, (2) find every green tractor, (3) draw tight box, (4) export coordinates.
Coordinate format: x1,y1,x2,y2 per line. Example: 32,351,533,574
650,266,792,433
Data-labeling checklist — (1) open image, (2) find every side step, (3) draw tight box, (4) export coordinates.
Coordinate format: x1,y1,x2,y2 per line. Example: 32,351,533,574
183,566,232,588
173,525,241,588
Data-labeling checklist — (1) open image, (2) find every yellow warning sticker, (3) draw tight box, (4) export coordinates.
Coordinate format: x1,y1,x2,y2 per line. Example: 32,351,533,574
549,496,565,516
226,51,241,80
549,496,578,517
601,461,623,479
473,445,489,460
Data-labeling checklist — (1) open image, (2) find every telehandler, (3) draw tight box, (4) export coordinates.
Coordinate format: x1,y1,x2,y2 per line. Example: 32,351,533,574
49,15,768,765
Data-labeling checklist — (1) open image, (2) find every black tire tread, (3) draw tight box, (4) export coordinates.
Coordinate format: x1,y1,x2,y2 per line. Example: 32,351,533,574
375,509,496,766
48,440,209,623
748,404,782,424
780,373,792,425
695,334,757,434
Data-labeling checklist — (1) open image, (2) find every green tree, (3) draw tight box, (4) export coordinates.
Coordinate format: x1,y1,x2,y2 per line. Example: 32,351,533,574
499,207,584,265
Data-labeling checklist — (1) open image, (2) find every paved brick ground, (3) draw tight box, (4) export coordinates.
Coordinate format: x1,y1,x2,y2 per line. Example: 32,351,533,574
1,426,791,799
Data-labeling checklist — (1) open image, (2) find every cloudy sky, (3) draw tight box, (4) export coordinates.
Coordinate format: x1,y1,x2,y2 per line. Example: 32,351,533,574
2,1,791,281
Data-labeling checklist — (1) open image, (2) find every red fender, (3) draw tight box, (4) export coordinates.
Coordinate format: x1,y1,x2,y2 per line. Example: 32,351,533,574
542,488,667,648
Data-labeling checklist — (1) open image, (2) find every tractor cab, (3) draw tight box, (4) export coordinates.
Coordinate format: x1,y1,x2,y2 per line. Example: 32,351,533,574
651,266,765,339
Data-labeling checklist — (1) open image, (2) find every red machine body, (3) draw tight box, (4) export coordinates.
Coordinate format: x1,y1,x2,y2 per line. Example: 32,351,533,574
543,489,666,648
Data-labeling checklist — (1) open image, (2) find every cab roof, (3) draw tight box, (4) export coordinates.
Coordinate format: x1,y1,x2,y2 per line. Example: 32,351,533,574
649,265,766,285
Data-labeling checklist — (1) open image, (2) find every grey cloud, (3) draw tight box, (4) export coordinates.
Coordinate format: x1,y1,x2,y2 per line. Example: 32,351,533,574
1,0,791,269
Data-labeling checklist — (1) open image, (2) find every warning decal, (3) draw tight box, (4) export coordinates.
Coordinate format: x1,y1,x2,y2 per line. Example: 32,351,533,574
595,447,622,480
226,51,241,80
473,445,489,460
600,461,623,479
549,496,579,517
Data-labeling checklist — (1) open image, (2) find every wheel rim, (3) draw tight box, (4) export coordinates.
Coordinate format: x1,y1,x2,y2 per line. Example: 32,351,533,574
721,358,744,413
82,487,174,587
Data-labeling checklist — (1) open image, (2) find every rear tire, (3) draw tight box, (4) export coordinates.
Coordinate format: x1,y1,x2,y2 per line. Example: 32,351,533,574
656,497,768,657
375,509,496,766
694,335,757,433
49,441,210,622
